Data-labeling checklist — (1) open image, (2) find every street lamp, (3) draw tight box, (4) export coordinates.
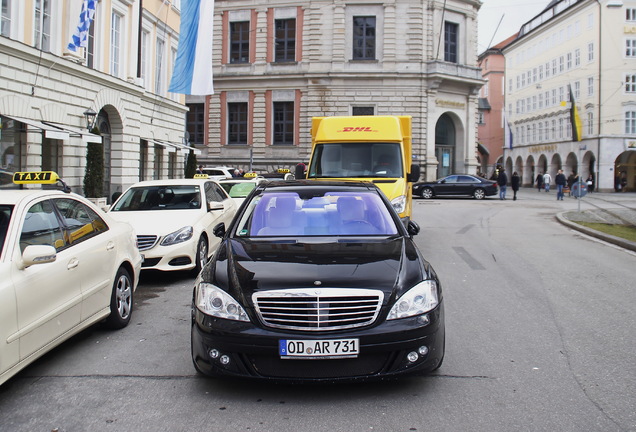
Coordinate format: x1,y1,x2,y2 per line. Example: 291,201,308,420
83,108,97,131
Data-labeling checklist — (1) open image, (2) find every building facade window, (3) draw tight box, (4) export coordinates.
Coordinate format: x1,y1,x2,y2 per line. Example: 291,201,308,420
153,145,163,180
352,106,374,116
228,102,248,144
559,55,564,72
34,0,51,51
85,16,96,69
626,111,636,134
155,37,165,94
627,8,636,21
545,61,551,78
140,140,148,181
574,81,580,99
626,74,636,93
110,11,122,77
575,48,581,66
275,18,296,62
230,21,250,64
352,16,376,60
567,52,572,69
186,103,206,145
626,39,636,58
588,77,594,96
586,112,594,136
444,21,458,63
1,0,10,37
588,42,594,61
273,101,294,145
141,30,150,90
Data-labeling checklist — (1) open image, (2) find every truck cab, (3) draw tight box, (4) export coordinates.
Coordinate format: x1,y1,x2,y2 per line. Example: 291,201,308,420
297,116,420,222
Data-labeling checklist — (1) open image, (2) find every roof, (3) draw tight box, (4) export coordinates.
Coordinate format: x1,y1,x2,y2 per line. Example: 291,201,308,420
0,189,74,205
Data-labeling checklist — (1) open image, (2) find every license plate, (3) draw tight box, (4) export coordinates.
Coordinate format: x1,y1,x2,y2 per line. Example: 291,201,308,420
279,338,359,359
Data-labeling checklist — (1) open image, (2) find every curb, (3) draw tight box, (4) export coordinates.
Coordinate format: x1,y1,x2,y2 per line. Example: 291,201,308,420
555,213,636,253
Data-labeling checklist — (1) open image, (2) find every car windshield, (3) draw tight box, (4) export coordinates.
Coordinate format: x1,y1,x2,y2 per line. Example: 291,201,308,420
221,182,257,198
234,191,399,237
111,185,202,211
308,143,403,178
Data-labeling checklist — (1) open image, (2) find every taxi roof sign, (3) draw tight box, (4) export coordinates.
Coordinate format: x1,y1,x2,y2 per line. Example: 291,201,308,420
244,172,258,178
13,171,60,185
193,174,209,179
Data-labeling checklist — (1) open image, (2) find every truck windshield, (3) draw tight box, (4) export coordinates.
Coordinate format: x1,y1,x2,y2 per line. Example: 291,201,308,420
308,142,403,178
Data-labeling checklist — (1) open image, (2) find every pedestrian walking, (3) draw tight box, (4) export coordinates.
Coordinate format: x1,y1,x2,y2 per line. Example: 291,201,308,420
498,168,508,200
586,174,594,193
511,171,520,201
555,169,566,200
536,173,543,192
543,172,552,192
567,172,575,196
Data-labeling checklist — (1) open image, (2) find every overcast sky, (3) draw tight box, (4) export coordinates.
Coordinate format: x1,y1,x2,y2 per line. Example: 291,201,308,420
478,0,551,53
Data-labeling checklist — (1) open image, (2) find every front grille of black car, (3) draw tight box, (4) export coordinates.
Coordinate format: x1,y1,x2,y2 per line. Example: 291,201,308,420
137,235,158,251
247,352,391,378
252,288,383,331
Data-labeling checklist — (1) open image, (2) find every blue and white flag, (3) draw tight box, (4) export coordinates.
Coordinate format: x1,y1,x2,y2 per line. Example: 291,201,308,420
504,114,513,149
67,0,96,52
169,0,215,95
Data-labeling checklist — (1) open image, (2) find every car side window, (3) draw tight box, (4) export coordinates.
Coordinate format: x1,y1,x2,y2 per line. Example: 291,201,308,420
459,175,477,183
0,205,12,254
20,200,67,252
205,182,229,202
53,198,109,245
444,176,458,183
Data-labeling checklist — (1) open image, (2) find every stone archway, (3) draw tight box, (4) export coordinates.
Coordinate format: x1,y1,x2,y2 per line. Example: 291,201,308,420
564,152,578,177
434,114,456,178
94,105,124,202
525,155,536,186
615,150,636,192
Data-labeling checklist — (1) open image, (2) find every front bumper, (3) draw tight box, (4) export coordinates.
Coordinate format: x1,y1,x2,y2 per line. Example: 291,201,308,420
140,240,197,271
191,302,444,382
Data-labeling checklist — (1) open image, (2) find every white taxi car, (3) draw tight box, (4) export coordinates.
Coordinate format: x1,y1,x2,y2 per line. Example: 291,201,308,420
0,172,142,386
108,177,237,273
219,173,266,207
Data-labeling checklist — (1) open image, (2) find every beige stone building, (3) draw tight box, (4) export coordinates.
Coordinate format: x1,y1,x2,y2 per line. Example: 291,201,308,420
189,0,484,181
0,0,190,200
503,0,636,191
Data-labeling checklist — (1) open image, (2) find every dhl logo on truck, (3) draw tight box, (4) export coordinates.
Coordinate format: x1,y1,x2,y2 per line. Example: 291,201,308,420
338,127,378,133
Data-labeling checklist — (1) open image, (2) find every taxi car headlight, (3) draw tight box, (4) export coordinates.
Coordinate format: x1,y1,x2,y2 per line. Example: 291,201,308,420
391,195,407,214
387,280,439,320
161,226,193,246
196,283,249,322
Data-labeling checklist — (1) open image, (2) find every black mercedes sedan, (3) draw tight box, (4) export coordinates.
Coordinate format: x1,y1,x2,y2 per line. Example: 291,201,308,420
191,180,444,382
413,174,498,200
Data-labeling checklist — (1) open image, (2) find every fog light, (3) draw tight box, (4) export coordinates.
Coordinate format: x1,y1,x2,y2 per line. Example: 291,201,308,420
407,351,419,363
209,349,220,359
418,346,429,356
220,355,230,365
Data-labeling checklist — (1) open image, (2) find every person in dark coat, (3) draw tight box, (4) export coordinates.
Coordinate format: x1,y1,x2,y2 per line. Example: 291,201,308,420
497,169,508,200
555,169,567,200
536,172,543,192
511,171,520,201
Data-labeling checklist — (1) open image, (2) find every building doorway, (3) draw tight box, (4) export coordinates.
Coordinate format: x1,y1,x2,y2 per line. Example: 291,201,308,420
435,114,455,178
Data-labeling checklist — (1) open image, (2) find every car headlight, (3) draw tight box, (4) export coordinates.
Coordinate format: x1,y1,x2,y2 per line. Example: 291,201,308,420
196,282,249,322
387,280,439,320
160,226,193,246
391,195,407,214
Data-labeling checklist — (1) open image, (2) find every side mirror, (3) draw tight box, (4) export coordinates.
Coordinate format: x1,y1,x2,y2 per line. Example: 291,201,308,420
407,220,420,237
20,245,57,269
213,222,226,238
208,201,224,212
295,164,306,180
407,164,421,183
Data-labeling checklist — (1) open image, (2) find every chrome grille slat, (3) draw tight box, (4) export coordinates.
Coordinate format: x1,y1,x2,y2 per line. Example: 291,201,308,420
137,235,158,251
253,288,383,331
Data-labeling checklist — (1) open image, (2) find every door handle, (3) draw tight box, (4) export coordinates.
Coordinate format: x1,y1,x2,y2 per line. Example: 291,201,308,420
67,258,79,270
107,241,115,251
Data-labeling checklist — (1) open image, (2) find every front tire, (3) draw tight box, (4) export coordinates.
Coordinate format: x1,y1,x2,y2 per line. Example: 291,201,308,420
421,187,434,199
473,188,486,200
105,267,133,329
194,236,208,274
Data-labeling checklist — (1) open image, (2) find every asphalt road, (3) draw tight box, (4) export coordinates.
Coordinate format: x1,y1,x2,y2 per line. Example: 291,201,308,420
0,189,634,432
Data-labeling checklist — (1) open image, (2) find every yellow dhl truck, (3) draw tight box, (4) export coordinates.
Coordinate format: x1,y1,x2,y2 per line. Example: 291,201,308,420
295,115,420,222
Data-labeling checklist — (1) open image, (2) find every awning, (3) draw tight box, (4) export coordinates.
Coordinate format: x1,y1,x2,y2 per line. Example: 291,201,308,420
3,115,70,140
477,143,490,155
147,139,177,153
478,98,491,110
145,138,202,155
43,122,102,143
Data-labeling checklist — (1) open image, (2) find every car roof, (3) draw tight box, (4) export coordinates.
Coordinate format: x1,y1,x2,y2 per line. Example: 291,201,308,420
124,178,216,188
0,188,68,205
256,180,380,192
219,177,263,183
